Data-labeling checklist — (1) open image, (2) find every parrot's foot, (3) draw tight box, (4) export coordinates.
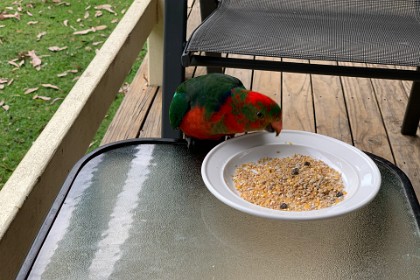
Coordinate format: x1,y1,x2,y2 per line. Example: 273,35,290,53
185,136,227,153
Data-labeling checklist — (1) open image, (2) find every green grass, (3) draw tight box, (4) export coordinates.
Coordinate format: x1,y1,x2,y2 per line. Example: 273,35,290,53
0,0,145,189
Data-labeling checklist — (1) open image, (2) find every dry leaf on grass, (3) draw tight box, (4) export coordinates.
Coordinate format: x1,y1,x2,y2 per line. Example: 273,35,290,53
37,31,47,41
0,12,20,21
24,87,39,94
0,78,8,84
50,97,64,105
63,19,69,26
33,95,51,101
42,84,60,90
27,21,38,25
73,25,107,35
27,50,42,70
1,100,10,111
57,69,78,77
48,46,68,52
95,11,103,17
95,4,116,14
8,59,20,68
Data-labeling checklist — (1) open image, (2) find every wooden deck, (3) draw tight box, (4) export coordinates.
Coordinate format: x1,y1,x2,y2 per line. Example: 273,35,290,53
102,0,420,199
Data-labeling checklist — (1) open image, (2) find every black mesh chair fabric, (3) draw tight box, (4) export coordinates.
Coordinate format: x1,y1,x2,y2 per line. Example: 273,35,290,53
186,0,420,66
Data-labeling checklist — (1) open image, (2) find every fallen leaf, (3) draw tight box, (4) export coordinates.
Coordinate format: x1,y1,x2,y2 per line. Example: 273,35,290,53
33,95,51,101
73,28,92,35
27,21,38,25
48,46,68,52
2,104,10,111
63,19,69,26
0,100,4,106
0,85,4,90
0,12,20,21
57,69,78,77
8,59,20,68
84,11,89,19
27,50,42,70
50,97,64,105
111,19,119,24
95,4,116,14
42,84,60,90
26,11,33,16
92,41,103,46
94,25,107,31
37,31,47,41
7,78,14,86
0,78,8,84
95,11,102,17
119,82,129,94
24,87,39,94
73,25,107,35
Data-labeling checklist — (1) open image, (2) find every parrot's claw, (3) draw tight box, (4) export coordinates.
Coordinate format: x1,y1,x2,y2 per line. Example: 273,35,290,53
184,135,227,153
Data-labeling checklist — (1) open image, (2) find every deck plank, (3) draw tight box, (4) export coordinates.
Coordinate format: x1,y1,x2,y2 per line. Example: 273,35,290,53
370,76,420,198
139,88,162,138
282,59,315,132
310,60,352,144
339,62,394,162
101,57,158,145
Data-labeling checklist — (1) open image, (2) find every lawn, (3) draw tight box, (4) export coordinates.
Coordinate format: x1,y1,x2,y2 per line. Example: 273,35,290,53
0,0,144,189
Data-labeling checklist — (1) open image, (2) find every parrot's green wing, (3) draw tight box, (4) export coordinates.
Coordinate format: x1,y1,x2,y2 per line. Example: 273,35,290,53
184,74,245,117
169,73,246,128
169,91,189,129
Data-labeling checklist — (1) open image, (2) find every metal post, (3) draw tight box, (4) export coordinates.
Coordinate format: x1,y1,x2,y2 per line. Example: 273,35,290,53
401,69,420,135
162,0,187,138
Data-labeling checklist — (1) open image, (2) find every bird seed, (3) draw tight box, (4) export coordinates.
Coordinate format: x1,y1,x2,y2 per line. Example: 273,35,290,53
232,154,346,211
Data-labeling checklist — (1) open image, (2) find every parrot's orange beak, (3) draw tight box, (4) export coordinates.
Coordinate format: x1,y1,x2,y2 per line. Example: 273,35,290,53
265,119,282,136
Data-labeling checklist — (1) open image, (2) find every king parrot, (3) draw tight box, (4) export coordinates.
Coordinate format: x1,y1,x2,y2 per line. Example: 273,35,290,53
169,73,282,140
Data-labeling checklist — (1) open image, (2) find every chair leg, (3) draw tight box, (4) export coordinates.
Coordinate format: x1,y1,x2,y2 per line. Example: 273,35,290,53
162,0,187,138
401,80,420,136
200,0,223,74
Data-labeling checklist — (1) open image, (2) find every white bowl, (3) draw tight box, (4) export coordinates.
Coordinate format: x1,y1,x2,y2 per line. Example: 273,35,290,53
201,130,381,220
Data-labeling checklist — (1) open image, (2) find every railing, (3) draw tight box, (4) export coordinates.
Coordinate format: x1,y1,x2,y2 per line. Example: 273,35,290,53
0,0,164,278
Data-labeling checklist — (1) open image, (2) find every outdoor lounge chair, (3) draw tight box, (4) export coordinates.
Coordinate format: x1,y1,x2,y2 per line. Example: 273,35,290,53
162,0,420,138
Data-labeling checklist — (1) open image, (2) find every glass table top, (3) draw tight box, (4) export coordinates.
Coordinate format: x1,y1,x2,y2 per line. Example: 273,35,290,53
20,140,420,279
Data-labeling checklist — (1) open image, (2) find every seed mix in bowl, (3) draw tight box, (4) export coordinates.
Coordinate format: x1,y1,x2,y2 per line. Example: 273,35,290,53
232,154,346,211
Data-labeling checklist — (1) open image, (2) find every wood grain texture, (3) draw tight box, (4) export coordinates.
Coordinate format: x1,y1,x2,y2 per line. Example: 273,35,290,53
310,60,352,144
139,88,162,138
252,57,281,103
101,57,158,144
339,62,394,162
282,59,315,132
370,71,420,198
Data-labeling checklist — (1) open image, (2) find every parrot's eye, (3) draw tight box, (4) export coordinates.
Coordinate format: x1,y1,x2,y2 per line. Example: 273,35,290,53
256,111,264,119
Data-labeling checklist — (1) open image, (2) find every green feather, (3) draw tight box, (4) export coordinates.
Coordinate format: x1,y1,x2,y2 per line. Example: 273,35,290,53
169,73,245,128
